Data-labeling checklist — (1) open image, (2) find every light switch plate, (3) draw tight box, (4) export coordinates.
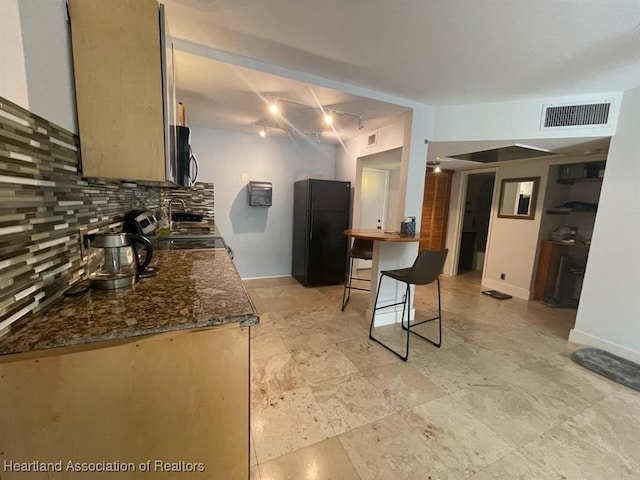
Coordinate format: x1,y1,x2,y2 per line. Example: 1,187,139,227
241,172,248,182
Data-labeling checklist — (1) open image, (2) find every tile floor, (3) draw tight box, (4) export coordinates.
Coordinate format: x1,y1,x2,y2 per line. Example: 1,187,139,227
243,271,640,480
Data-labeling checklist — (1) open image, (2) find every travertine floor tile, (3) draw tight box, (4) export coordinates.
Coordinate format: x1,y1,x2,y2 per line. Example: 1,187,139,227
250,432,258,467
450,380,570,447
290,343,359,385
520,419,640,479
409,348,488,394
258,438,360,480
335,338,398,370
401,396,514,478
251,352,307,396
466,451,548,480
251,386,334,463
244,274,640,479
310,373,396,434
361,361,446,411
251,331,290,359
339,414,460,480
251,465,261,480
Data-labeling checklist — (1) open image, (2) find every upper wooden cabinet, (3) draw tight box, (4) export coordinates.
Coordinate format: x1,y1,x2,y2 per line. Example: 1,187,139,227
68,0,166,182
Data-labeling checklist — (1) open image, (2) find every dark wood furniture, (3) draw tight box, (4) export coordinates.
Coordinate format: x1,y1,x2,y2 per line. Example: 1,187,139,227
534,240,590,301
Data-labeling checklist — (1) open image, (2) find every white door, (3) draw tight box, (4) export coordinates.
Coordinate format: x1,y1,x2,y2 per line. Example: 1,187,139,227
358,168,388,268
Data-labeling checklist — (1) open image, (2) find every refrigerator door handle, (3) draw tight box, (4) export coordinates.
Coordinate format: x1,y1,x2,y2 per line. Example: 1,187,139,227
309,212,313,240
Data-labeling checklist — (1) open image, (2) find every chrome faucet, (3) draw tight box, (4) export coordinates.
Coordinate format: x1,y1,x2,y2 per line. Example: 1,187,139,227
168,198,186,231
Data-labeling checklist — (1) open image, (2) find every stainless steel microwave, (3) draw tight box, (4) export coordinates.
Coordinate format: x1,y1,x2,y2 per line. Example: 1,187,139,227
160,4,198,187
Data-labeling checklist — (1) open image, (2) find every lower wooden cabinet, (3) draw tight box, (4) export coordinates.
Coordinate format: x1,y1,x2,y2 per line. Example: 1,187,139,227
0,325,249,479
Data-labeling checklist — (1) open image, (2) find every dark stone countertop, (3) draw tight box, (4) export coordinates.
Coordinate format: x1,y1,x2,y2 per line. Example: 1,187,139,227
0,249,258,355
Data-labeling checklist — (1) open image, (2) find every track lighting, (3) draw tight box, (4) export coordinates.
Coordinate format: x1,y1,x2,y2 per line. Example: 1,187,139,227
252,121,324,141
261,96,364,131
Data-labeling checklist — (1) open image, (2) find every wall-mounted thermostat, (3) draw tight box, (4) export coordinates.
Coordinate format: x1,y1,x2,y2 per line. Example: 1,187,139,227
248,181,272,207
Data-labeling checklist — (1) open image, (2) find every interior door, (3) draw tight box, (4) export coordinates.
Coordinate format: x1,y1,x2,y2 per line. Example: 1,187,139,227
358,168,388,268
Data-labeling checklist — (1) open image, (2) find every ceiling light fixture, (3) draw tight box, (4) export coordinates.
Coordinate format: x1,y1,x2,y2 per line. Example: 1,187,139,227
268,101,279,115
264,97,364,129
427,161,442,173
252,121,324,141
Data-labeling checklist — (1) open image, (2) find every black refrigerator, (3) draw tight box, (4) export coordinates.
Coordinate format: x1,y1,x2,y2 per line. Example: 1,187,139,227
292,179,351,286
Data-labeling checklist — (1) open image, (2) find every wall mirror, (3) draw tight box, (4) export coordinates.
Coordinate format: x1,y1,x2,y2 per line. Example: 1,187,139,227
498,177,539,219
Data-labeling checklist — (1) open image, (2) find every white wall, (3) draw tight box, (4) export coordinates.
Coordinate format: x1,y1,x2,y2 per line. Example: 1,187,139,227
191,128,336,278
18,0,77,132
336,119,405,186
336,119,405,229
570,87,640,362
0,0,29,108
482,162,550,299
434,92,622,142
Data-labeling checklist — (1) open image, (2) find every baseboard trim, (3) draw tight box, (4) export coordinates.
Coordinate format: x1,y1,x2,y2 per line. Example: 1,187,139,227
241,274,291,280
569,328,640,363
481,278,530,300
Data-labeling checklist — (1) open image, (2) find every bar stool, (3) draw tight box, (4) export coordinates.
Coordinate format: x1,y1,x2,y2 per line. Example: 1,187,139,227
341,239,374,311
369,249,448,361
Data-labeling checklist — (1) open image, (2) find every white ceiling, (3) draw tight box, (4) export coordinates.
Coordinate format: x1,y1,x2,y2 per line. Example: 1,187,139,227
165,0,636,158
165,0,640,105
175,52,408,142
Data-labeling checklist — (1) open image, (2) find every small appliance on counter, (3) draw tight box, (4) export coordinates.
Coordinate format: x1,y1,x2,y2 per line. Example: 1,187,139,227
87,233,154,290
123,210,160,236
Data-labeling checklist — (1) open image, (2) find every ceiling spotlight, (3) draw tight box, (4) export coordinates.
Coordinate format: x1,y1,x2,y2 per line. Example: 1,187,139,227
323,113,333,125
268,102,279,115
357,116,364,130
434,165,442,173
259,126,267,138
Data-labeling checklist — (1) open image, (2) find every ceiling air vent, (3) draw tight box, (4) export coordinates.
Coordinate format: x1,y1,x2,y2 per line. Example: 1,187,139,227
367,132,377,146
542,102,611,129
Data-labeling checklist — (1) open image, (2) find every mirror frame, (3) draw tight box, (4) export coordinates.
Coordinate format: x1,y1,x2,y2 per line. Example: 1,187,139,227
497,176,540,220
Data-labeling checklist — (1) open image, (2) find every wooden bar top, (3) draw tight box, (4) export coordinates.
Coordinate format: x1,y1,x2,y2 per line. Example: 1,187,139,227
344,228,419,242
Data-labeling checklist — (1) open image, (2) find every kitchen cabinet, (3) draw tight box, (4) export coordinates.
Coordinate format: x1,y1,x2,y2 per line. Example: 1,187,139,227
68,0,167,182
0,325,249,479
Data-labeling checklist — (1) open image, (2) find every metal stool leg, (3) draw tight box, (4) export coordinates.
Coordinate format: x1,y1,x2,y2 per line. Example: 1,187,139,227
342,256,354,311
342,257,372,312
406,278,442,348
369,275,411,361
369,277,443,360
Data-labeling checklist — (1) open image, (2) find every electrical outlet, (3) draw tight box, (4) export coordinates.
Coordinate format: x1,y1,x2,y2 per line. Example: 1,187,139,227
241,172,248,182
500,273,506,280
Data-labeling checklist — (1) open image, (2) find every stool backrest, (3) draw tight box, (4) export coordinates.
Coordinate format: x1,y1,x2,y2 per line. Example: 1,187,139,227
404,249,449,285
351,239,374,260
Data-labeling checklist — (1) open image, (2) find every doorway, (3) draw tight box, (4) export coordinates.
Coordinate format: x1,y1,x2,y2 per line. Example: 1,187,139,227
360,168,389,231
458,172,495,274
356,168,388,270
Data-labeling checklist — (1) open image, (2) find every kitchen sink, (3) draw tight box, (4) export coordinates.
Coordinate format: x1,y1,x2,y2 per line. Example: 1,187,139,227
169,227,213,235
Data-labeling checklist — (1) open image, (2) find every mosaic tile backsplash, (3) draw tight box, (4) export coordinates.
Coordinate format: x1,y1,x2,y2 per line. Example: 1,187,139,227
0,97,214,335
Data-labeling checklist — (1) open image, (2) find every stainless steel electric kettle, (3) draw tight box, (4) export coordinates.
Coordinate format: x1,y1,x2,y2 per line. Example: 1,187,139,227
87,233,153,290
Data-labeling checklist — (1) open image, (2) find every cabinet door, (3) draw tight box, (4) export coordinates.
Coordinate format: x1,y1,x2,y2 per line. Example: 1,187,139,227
420,169,453,251
69,0,166,182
